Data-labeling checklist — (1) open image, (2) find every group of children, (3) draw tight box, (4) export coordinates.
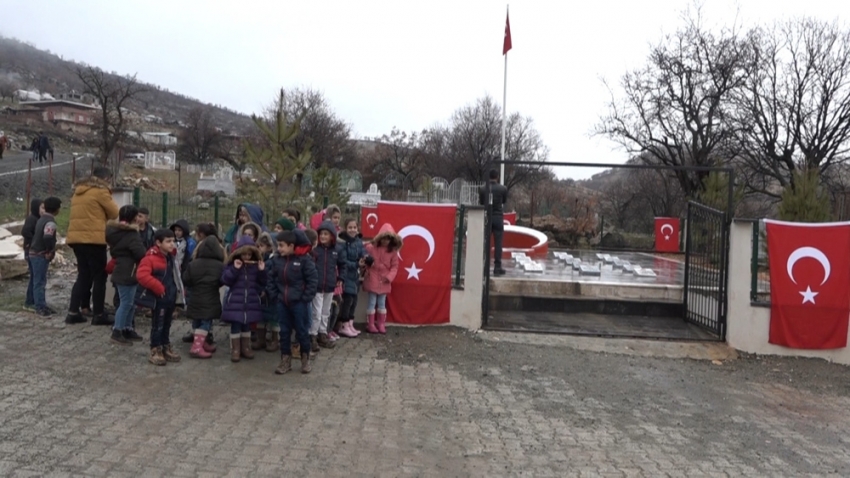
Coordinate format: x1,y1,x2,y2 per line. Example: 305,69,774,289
96,202,404,375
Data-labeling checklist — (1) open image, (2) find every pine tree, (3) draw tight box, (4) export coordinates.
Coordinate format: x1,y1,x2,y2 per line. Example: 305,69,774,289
778,169,831,222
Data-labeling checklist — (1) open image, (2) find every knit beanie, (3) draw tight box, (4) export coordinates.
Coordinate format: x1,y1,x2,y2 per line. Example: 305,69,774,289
276,217,295,231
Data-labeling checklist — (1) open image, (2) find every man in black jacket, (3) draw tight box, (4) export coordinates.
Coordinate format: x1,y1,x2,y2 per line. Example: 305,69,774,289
479,169,508,276
21,199,43,311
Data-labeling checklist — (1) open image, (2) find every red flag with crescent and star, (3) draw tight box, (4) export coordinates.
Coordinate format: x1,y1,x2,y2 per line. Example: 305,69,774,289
766,220,850,349
503,11,512,55
654,218,680,252
376,201,456,325
360,205,379,239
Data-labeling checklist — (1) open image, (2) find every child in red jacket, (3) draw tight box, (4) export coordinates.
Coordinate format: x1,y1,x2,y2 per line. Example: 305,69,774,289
135,229,181,366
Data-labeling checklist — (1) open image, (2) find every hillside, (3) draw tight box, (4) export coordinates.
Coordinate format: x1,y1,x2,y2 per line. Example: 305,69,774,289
0,36,254,135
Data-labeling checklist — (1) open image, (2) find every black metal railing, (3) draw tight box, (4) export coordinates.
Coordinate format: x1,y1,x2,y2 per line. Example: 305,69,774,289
683,201,728,338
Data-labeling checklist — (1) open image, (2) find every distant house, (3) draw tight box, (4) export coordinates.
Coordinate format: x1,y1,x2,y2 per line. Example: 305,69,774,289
128,131,177,146
18,100,98,133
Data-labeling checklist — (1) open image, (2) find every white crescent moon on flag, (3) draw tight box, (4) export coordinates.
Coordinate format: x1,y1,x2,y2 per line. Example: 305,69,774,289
398,225,435,263
503,219,510,225
366,213,378,224
786,246,831,285
660,224,674,235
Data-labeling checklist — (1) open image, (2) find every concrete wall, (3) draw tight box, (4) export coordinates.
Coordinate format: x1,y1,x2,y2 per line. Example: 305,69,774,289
726,220,850,364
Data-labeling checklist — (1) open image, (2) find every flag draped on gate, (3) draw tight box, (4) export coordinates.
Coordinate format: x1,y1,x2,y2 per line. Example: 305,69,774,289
765,220,850,349
375,202,456,325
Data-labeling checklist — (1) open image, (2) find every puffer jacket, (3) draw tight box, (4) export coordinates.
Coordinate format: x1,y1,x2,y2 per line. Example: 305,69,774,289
135,245,180,309
312,220,346,293
21,199,42,255
66,176,119,245
337,230,365,295
169,219,196,274
105,220,147,286
223,204,268,249
183,236,225,321
267,229,318,306
363,223,402,295
220,236,267,324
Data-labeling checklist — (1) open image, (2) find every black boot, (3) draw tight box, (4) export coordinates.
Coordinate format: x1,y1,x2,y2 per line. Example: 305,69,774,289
65,312,86,324
91,312,114,326
182,330,194,343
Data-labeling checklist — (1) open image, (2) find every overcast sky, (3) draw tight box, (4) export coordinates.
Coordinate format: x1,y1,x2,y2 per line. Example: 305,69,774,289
4,0,849,179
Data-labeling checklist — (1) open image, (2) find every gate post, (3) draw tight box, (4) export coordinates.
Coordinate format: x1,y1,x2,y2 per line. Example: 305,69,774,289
682,203,692,321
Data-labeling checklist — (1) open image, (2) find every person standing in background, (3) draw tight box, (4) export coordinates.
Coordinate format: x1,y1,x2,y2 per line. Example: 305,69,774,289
478,169,508,276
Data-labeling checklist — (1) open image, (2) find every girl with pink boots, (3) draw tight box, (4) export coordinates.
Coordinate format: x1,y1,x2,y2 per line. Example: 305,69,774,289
362,223,403,334
336,218,365,337
182,223,224,359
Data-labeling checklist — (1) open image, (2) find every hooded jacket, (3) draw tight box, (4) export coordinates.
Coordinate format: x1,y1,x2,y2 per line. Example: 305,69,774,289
169,219,196,274
338,229,366,295
266,229,318,306
105,220,147,286
224,203,268,248
183,236,225,321
312,220,346,293
135,245,180,309
363,223,402,295
66,176,119,245
230,222,261,253
221,236,268,324
21,199,42,254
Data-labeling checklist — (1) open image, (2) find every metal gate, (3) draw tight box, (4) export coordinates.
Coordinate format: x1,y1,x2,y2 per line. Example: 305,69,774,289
683,202,729,339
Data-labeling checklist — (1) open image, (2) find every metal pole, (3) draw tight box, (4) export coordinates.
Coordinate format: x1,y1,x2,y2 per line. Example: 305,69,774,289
499,8,509,187
48,150,54,195
25,156,33,218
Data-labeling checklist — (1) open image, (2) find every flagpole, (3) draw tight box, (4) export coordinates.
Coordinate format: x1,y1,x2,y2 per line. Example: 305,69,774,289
499,5,509,186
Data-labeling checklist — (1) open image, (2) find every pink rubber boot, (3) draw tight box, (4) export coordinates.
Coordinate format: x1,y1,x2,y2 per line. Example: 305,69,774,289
366,313,379,334
190,333,212,359
376,312,387,334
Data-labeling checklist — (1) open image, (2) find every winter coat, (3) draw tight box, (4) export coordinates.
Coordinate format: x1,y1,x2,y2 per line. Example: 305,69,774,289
266,229,318,306
312,220,346,293
220,236,268,325
229,222,261,253
38,135,52,153
169,219,196,274
66,177,119,245
223,204,268,249
21,199,42,255
139,222,156,250
337,230,366,295
363,223,402,295
135,246,180,309
105,221,147,286
183,236,225,321
261,251,277,322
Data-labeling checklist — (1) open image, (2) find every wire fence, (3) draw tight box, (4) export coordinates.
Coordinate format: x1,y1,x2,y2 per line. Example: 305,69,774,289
0,155,97,223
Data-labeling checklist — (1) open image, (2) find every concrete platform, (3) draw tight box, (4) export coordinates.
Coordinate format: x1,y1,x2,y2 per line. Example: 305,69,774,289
492,250,684,302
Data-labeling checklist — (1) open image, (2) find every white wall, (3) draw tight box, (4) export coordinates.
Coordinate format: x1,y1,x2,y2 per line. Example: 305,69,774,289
727,220,850,364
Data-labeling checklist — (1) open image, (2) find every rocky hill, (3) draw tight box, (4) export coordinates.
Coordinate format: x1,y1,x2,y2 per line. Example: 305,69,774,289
0,36,254,135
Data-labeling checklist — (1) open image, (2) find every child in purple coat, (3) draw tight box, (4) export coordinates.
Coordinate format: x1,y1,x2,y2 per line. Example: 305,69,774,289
221,236,267,363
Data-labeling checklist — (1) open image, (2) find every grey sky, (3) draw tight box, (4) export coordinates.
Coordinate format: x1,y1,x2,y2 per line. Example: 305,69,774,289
4,0,848,179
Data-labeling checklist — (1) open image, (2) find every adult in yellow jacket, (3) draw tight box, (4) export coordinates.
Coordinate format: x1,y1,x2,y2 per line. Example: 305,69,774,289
65,167,119,326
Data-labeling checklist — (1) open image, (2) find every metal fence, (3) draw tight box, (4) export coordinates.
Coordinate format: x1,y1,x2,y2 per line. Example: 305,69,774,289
0,155,97,222
750,220,770,304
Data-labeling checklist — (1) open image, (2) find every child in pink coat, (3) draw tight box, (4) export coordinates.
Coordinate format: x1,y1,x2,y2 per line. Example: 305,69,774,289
362,223,403,334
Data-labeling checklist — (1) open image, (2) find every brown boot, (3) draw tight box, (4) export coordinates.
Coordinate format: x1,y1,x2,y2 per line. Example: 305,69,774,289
162,344,181,363
252,326,267,350
310,335,320,354
240,333,255,360
275,355,292,375
317,333,336,349
292,342,301,359
266,331,280,352
301,353,312,373
230,335,241,363
149,346,166,366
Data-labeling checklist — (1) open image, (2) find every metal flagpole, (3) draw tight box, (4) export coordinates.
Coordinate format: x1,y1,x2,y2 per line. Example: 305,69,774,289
499,5,509,186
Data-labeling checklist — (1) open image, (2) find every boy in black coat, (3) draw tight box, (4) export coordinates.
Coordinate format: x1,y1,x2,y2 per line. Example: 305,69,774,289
21,199,43,311
29,197,61,317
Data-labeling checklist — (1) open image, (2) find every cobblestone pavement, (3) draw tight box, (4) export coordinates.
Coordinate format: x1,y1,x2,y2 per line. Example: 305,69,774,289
1,307,849,477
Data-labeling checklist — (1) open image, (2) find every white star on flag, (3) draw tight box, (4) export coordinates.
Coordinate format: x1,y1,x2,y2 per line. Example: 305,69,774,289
405,262,423,280
800,286,818,304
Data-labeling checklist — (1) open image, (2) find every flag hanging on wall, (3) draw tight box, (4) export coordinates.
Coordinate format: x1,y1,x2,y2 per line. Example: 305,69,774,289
766,219,850,349
376,202,456,325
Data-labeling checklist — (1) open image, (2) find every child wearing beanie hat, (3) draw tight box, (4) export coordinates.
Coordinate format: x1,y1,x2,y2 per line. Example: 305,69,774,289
274,217,296,233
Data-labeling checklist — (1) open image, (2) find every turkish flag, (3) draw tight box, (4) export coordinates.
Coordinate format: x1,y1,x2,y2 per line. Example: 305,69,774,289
377,201,456,325
503,12,512,55
766,220,850,349
654,218,680,252
361,205,379,239
503,212,517,226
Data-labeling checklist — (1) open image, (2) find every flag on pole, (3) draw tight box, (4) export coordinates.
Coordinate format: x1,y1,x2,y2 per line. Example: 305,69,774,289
503,12,512,55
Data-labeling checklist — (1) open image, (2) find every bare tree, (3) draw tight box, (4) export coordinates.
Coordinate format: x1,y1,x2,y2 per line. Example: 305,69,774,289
731,19,850,198
372,127,426,190
272,87,353,168
595,8,749,197
0,78,19,100
75,66,145,163
179,106,223,164
427,95,548,190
